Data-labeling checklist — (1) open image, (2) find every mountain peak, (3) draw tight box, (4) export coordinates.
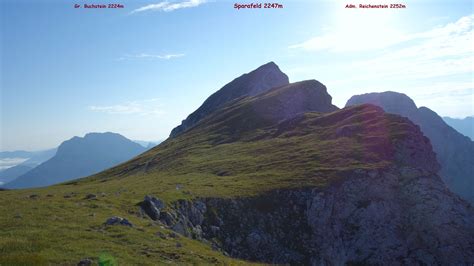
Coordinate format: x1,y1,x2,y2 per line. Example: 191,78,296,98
84,132,124,139
346,91,418,118
170,62,289,137
254,61,279,71
258,61,277,67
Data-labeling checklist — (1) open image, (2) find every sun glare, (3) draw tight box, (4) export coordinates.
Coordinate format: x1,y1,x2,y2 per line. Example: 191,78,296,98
329,1,405,52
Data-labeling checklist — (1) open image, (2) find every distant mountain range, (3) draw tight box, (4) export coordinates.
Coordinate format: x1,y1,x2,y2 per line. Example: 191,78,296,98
346,92,474,204
0,149,56,184
0,165,33,185
133,140,161,149
3,132,147,189
443,116,473,140
0,150,36,159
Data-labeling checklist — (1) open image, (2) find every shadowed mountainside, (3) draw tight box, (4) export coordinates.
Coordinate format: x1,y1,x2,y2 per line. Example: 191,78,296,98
4,133,146,189
346,91,474,204
443,116,474,140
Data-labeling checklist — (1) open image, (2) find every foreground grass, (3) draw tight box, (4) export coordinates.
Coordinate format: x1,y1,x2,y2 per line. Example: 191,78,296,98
0,181,256,265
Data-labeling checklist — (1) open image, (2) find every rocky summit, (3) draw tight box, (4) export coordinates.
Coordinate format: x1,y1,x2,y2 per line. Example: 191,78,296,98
170,61,289,137
0,63,473,265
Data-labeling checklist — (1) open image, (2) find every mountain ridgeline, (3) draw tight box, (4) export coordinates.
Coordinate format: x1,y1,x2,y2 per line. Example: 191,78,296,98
0,165,34,185
170,61,290,137
0,149,56,184
346,92,474,204
0,63,472,265
4,133,147,189
443,116,474,140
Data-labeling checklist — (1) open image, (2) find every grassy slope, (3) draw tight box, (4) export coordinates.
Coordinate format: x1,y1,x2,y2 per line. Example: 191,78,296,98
0,101,417,264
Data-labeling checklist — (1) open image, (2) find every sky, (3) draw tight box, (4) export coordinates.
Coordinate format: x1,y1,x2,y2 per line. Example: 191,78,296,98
1,0,473,151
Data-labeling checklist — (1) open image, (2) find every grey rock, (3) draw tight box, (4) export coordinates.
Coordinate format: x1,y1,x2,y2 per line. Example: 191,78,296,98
192,225,203,239
159,210,176,226
168,232,179,239
77,258,92,266
84,194,97,200
156,231,167,239
210,225,220,236
63,193,75,198
140,195,165,221
104,216,133,227
171,222,189,237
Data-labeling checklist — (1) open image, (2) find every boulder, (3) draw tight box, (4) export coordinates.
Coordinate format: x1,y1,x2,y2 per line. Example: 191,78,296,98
140,195,165,220
84,194,97,200
77,258,92,266
105,216,133,227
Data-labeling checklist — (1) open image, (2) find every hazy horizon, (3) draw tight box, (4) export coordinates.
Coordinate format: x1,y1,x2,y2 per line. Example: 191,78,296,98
0,133,162,152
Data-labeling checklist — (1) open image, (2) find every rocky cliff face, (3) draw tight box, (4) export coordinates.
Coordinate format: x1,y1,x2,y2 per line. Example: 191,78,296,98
141,167,474,265
346,92,474,204
170,62,289,137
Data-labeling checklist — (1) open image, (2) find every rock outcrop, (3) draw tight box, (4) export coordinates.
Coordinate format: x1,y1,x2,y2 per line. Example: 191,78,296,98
142,166,474,264
346,92,474,204
104,216,133,227
140,195,165,220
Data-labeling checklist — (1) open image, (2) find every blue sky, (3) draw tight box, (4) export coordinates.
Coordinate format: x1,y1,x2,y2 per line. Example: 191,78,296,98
1,0,473,151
